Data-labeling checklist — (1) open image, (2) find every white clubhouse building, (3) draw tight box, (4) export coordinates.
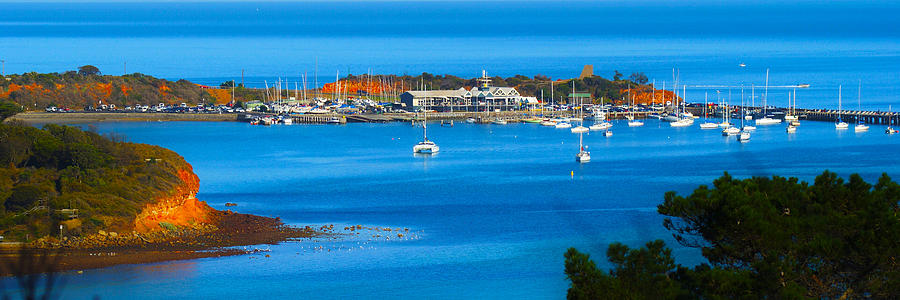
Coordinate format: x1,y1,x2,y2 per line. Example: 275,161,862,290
400,71,537,112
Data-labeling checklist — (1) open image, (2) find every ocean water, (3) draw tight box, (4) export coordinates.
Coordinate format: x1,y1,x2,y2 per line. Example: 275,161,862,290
6,119,899,299
1,1,899,110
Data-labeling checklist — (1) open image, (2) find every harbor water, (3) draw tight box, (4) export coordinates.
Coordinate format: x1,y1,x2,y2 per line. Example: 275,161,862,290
31,119,900,299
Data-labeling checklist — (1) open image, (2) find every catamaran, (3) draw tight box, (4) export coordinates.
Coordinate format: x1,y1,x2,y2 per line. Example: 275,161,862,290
413,85,440,154
836,85,849,129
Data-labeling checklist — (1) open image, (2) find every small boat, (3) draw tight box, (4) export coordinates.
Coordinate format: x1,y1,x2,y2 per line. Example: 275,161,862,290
327,116,342,124
575,130,590,163
739,131,751,142
282,117,293,125
742,125,756,131
887,127,898,134
555,122,572,129
603,130,613,137
627,120,644,127
853,81,868,132
836,85,848,130
786,125,797,133
570,126,589,133
523,118,542,123
540,120,557,126
670,119,692,127
718,121,732,128
466,117,476,123
744,115,753,121
789,121,800,126
491,118,508,125
700,122,718,129
722,127,741,136
413,140,440,154
590,122,612,131
755,117,782,125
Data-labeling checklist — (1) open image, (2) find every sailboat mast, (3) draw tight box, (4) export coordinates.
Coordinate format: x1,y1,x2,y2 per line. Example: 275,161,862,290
764,68,769,115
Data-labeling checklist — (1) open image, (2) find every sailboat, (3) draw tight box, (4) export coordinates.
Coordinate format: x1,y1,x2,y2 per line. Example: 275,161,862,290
670,83,692,127
887,105,898,134
627,84,644,127
854,81,869,132
700,92,718,129
755,69,782,125
738,92,751,141
571,82,589,133
835,85,849,129
413,84,440,154
785,89,799,121
575,129,590,162
718,92,732,128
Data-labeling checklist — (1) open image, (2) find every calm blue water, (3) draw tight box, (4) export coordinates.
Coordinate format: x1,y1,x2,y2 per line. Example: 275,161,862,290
1,2,899,110
6,119,899,299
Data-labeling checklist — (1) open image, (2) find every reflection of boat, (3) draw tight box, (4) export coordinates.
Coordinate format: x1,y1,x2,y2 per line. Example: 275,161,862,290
786,125,797,133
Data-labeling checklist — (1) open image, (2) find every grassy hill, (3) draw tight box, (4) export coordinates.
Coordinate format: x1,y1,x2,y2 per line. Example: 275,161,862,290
0,121,195,241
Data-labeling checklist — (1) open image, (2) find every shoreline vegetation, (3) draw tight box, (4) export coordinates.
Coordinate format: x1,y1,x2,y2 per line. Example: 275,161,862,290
565,171,900,299
0,66,664,112
0,117,328,275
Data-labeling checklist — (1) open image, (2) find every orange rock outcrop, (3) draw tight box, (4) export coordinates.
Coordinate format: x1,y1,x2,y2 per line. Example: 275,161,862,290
133,164,216,233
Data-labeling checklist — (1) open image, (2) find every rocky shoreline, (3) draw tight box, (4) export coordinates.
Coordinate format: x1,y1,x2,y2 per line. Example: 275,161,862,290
0,211,327,276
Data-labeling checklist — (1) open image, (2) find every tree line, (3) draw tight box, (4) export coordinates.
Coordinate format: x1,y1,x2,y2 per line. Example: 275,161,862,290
565,171,900,299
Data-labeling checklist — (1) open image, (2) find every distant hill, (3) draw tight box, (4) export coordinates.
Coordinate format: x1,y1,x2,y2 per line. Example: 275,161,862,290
0,68,216,110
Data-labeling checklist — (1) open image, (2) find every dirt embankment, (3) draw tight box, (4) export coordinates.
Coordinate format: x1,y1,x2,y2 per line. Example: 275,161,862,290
0,164,325,275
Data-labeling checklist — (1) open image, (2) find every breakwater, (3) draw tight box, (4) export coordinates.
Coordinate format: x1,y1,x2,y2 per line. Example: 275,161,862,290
9,112,239,124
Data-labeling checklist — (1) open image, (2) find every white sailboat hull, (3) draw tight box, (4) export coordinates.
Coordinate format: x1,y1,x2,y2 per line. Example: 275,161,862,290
755,118,782,125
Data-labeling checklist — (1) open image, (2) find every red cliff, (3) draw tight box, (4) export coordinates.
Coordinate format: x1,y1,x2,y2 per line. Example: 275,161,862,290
133,164,215,233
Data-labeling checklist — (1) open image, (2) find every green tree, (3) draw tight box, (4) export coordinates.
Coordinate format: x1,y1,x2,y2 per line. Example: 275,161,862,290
629,72,648,85
0,100,23,121
77,65,100,76
5,185,44,212
567,171,900,299
613,70,623,81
